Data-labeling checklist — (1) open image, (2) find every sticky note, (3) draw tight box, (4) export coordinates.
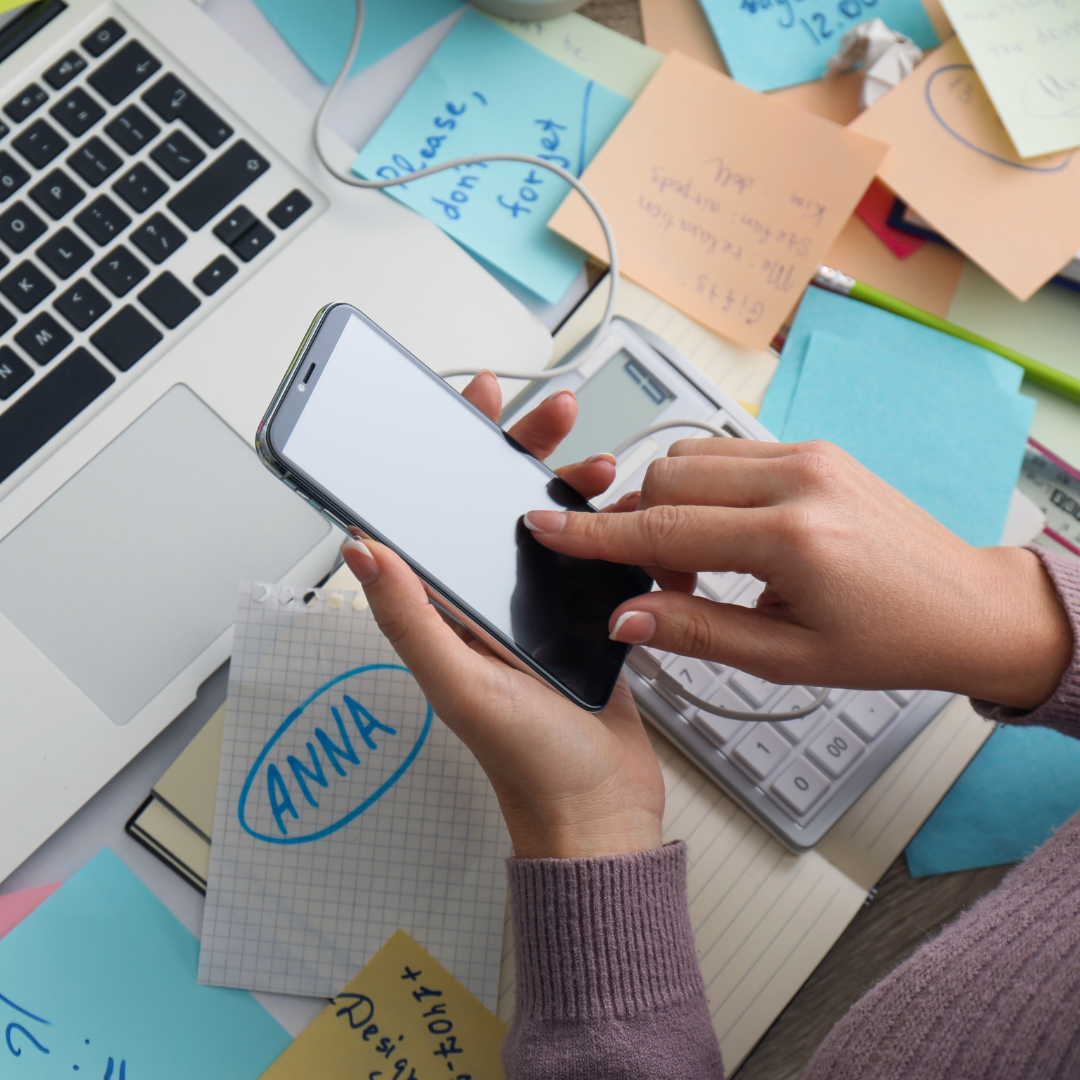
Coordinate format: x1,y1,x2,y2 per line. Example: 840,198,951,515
907,726,1080,876
252,0,463,83
698,0,938,91
353,10,632,302
0,849,291,1080
941,0,1080,158
855,179,925,259
0,883,59,939
851,37,1080,301
549,52,887,350
258,931,506,1080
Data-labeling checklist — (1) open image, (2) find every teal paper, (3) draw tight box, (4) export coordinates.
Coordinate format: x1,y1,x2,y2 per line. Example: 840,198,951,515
253,0,463,83
699,0,938,91
779,329,1034,546
353,9,632,302
0,849,291,1079
907,726,1080,876
759,287,1024,437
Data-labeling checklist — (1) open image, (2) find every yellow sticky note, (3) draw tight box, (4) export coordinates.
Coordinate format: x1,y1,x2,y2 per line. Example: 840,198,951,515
258,931,506,1080
548,52,887,351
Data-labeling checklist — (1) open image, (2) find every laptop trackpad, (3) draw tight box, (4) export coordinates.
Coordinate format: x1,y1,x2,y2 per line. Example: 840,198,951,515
0,385,329,725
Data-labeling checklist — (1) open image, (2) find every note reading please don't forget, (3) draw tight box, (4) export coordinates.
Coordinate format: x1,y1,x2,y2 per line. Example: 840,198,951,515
548,52,887,350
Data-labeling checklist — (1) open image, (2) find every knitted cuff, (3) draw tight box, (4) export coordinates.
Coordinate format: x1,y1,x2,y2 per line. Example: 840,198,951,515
507,840,704,1022
970,546,1080,734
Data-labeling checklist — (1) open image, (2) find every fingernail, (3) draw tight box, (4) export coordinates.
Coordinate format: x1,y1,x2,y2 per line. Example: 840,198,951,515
584,453,617,465
523,510,566,533
610,610,657,643
341,539,380,586
543,388,575,404
476,368,496,379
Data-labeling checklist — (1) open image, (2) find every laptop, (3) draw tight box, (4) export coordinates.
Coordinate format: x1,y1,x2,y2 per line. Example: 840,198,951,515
0,0,551,883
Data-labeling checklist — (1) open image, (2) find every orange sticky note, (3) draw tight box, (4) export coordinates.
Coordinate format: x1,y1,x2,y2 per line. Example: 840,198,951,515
850,37,1080,301
548,52,887,350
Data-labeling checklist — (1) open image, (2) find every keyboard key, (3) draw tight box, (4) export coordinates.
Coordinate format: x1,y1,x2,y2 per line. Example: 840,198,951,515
212,205,255,246
729,670,781,707
67,136,122,187
0,345,31,399
888,689,918,705
130,213,185,264
150,130,204,180
0,151,30,201
37,227,92,278
231,221,274,262
82,18,126,58
50,87,105,138
0,301,15,335
87,40,161,106
0,201,45,252
693,684,753,745
54,278,110,330
733,724,789,780
143,74,233,148
268,189,312,229
13,119,67,168
662,654,715,701
112,161,166,213
771,758,830,816
0,347,114,483
772,687,826,742
0,259,53,312
15,311,71,365
5,83,47,124
90,305,161,371
92,245,147,296
193,254,236,295
29,168,84,219
138,271,199,328
74,194,130,245
841,692,900,740
43,51,87,91
104,104,159,155
169,141,269,231
807,719,866,779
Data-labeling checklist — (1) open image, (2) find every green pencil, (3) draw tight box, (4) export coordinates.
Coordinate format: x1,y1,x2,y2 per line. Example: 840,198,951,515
812,266,1080,405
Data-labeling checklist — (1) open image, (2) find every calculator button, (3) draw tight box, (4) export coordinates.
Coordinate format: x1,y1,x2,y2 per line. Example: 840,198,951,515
90,305,162,371
772,758,830,816
0,260,53,312
104,105,160,156
74,194,130,246
0,202,46,252
807,719,865,778
142,74,233,148
662,655,715,703
13,119,67,169
5,83,48,124
193,254,236,296
268,189,311,229
54,278,111,330
841,692,899,740
692,683,751,745
82,19,126,58
38,227,93,279
772,686,824,742
888,689,918,705
150,130,204,180
130,213,185,264
43,52,87,91
733,724,789,779
50,88,105,138
729,578,766,608
0,152,30,202
0,345,32,399
15,311,71,365
87,41,161,107
729,670,780,707
138,271,199,329
231,221,274,262
168,140,269,230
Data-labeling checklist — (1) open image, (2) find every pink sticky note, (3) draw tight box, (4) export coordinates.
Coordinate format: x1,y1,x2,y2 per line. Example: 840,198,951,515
0,882,60,939
855,179,926,260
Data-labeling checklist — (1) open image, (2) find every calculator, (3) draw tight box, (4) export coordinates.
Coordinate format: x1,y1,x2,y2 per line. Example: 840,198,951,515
503,319,954,851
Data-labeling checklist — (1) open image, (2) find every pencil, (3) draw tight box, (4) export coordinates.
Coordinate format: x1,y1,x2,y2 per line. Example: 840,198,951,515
812,266,1080,405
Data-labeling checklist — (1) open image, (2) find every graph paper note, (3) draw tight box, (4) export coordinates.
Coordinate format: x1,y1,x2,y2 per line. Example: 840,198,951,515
198,582,510,1007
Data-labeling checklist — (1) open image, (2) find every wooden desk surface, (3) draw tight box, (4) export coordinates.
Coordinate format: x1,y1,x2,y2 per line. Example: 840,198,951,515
573,3,1016,1076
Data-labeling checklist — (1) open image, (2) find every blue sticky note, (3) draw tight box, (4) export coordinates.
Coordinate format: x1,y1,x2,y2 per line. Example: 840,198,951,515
759,287,1024,438
907,726,1080,876
700,0,939,91
780,329,1034,546
0,849,291,1079
253,0,464,83
353,9,632,302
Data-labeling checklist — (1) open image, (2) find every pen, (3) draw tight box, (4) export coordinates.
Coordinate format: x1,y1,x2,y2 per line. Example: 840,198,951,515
812,266,1080,405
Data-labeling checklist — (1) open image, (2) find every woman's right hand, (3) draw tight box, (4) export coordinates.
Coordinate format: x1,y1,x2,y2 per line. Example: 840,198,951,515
524,438,1073,711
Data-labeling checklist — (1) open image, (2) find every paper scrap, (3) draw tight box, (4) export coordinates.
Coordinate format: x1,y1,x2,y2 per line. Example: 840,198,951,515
825,17,924,109
549,52,887,350
941,0,1080,158
855,178,925,258
258,931,505,1080
353,9,631,303
697,0,938,91
252,0,463,83
907,725,1080,875
851,36,1080,301
0,849,290,1080
0,883,59,939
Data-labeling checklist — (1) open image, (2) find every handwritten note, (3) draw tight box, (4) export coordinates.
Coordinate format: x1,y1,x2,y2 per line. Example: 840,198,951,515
941,0,1080,157
698,0,938,91
549,52,887,349
0,849,291,1080
851,36,1080,300
258,931,505,1080
353,9,631,302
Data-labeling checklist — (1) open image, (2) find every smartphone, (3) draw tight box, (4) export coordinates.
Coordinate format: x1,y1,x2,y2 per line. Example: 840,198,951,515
256,303,653,711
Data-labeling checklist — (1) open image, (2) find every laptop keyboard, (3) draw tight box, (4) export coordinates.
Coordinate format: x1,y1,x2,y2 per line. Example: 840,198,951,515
0,12,319,487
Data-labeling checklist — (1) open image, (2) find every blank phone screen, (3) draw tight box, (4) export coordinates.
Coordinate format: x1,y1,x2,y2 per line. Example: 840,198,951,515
275,307,650,708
